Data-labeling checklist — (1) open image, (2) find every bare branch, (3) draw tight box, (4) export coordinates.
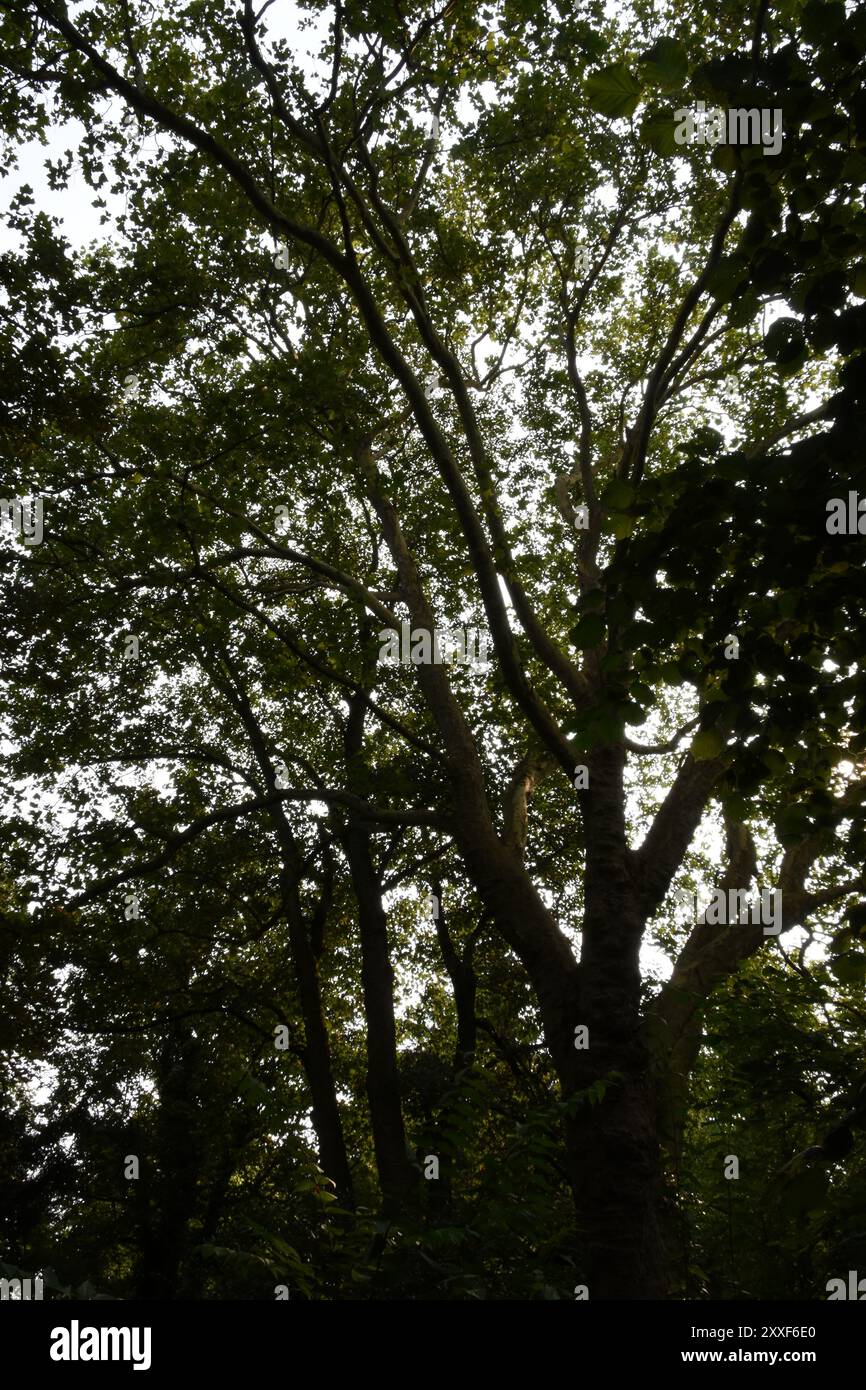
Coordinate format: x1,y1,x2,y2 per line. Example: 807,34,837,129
318,0,344,116
625,178,743,483
624,717,701,755
744,398,836,458
502,749,555,858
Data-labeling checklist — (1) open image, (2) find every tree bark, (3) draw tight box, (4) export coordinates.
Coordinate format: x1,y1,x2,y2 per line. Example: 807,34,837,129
567,744,666,1298
342,693,417,1214
341,821,418,1213
279,866,355,1208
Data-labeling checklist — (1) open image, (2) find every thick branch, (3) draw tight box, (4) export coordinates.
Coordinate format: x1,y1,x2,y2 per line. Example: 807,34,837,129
631,753,728,919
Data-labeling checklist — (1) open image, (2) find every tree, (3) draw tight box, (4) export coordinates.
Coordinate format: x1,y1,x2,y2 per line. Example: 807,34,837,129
1,0,865,1299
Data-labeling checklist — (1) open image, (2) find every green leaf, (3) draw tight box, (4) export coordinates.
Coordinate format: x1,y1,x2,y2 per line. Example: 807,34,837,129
847,903,866,932
706,254,749,303
692,729,725,760
611,513,635,539
621,699,647,725
711,143,739,173
601,478,636,509
728,288,760,328
763,317,806,365
778,592,798,618
585,64,643,119
639,38,688,91
828,952,866,985
775,803,813,844
760,749,787,776
639,111,680,156
580,588,606,611
569,613,606,649
629,681,654,706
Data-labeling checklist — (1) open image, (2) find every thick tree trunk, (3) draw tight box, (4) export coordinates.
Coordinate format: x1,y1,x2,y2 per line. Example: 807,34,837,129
564,745,667,1297
435,741,668,1296
565,971,667,1300
566,1073,666,1298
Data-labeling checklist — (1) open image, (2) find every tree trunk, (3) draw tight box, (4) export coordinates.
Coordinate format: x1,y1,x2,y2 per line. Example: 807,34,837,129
431,882,477,1070
564,745,667,1296
342,821,418,1214
280,867,355,1208
134,1023,202,1298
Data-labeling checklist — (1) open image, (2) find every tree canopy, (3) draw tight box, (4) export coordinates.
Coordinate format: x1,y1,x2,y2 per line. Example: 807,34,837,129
1,0,866,1301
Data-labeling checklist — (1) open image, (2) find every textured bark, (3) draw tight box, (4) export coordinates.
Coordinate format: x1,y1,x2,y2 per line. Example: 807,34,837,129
567,745,666,1299
567,1075,666,1299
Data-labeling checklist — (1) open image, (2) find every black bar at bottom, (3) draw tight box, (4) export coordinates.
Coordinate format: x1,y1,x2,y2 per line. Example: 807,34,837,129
1,1296,859,1377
